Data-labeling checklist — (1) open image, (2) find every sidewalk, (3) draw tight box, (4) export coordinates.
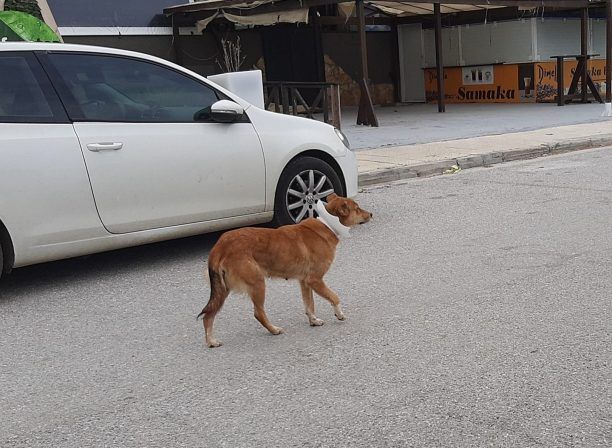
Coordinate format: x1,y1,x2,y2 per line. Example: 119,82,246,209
343,103,606,150
357,120,612,186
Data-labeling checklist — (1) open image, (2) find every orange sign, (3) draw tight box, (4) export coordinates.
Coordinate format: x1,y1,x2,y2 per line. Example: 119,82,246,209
534,59,608,102
425,65,525,103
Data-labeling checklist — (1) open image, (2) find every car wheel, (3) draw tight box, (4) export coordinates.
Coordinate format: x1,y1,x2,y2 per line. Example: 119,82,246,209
0,243,3,279
273,156,344,226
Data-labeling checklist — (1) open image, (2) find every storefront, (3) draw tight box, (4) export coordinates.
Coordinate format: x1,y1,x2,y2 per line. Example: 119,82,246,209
424,59,608,103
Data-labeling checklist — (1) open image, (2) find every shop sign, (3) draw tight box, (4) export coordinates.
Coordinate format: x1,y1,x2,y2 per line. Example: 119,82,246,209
425,64,534,104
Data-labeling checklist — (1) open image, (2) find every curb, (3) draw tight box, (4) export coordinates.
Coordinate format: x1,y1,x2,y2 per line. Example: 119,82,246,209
358,134,612,187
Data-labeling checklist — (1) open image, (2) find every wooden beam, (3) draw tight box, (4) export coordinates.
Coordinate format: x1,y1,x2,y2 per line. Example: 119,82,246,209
581,7,589,103
391,23,402,103
330,85,342,129
358,0,368,81
172,16,183,66
556,57,565,106
313,10,325,83
356,0,378,126
434,2,445,113
318,16,395,26
608,0,612,102
357,79,379,126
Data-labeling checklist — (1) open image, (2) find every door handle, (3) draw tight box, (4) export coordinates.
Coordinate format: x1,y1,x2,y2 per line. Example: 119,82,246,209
87,142,123,152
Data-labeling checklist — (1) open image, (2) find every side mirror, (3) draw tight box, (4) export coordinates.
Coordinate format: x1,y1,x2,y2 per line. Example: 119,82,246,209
209,100,244,123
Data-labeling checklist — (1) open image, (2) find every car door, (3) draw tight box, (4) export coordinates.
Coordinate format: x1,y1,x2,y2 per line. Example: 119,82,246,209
41,51,266,234
0,51,103,266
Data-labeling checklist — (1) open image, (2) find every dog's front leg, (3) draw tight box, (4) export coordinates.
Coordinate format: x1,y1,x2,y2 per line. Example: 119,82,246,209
300,281,324,326
307,278,346,321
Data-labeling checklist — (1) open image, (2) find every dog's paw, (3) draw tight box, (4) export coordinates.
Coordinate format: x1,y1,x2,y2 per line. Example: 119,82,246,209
207,339,223,348
270,326,285,335
333,305,346,321
309,317,325,326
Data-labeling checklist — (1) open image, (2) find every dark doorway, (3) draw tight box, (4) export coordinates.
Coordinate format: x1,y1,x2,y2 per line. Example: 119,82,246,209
261,23,324,101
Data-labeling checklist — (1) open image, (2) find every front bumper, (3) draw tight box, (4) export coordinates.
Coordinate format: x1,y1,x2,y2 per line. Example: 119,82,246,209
337,150,359,198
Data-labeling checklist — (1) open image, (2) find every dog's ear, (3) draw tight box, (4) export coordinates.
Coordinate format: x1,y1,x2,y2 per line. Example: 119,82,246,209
338,202,350,217
327,193,339,201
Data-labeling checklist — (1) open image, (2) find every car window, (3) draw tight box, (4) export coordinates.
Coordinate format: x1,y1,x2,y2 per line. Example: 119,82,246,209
0,53,66,123
46,53,220,123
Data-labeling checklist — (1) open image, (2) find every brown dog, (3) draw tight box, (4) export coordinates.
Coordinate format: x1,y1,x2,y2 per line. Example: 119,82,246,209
197,194,372,348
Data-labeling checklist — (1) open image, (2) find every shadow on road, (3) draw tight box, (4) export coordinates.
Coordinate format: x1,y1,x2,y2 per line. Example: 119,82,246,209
0,232,221,299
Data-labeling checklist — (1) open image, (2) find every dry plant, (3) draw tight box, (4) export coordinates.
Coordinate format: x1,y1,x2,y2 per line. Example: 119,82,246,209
217,36,246,72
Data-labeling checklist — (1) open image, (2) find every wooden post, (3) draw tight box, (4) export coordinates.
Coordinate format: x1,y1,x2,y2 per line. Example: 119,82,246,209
434,2,445,113
358,0,369,81
330,84,342,129
356,0,379,126
312,10,325,83
556,57,565,106
607,0,612,103
390,22,402,103
172,15,183,66
581,7,589,103
281,82,290,114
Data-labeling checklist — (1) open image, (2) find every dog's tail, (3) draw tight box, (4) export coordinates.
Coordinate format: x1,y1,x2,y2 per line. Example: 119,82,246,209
197,265,228,320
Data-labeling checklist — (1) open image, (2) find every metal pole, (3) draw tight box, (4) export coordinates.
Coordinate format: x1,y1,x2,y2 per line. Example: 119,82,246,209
434,2,445,113
607,0,612,103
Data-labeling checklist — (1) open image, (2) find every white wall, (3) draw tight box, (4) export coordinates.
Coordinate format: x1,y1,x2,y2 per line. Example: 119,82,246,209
487,20,533,63
536,18,581,59
421,17,601,67
591,18,607,57
423,27,461,67
461,23,499,65
423,19,532,66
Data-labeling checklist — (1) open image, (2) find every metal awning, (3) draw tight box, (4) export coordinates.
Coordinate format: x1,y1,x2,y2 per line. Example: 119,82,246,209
164,0,597,17
166,1,500,18
166,0,505,28
163,0,608,126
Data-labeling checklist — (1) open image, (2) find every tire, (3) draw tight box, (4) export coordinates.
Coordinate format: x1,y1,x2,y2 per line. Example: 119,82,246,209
0,243,3,280
272,156,344,227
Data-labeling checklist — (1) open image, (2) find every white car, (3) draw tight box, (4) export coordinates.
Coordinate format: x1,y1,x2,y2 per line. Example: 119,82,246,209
0,43,357,276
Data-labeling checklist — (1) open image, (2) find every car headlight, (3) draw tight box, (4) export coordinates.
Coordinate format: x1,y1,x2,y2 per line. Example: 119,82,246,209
334,128,351,150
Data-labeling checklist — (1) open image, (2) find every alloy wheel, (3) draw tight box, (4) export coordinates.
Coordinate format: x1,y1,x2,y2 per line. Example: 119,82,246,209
285,169,335,223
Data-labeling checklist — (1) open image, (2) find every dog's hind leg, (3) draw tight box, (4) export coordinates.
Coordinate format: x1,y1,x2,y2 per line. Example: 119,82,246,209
300,281,324,326
247,277,284,336
199,267,229,348
307,278,346,321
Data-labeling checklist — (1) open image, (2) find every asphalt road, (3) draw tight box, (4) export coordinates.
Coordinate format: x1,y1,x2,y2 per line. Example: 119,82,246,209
1,148,611,447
